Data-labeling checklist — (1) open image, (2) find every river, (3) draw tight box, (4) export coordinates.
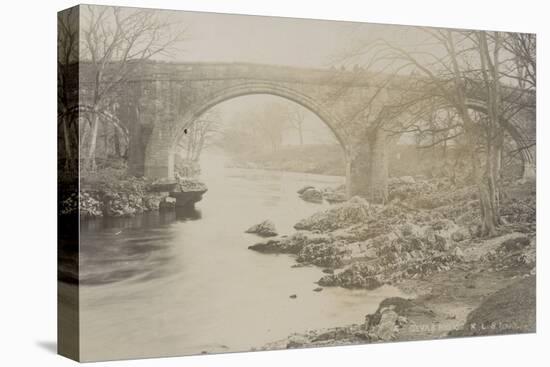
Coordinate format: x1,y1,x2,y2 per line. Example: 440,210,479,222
77,156,403,361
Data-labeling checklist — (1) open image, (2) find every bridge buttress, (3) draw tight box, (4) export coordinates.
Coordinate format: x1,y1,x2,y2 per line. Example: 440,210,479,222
348,129,394,203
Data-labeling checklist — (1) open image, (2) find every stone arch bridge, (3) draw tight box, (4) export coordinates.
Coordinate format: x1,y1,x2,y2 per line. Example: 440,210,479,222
80,61,535,202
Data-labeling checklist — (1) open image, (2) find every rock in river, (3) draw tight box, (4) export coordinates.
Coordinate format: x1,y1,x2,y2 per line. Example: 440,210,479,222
300,188,323,203
245,220,278,237
297,185,315,195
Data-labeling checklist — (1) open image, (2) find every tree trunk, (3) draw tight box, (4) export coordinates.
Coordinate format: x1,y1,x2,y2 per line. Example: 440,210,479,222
113,125,121,157
350,129,390,203
469,129,498,237
477,31,503,235
62,114,73,169
87,111,100,170
366,130,389,203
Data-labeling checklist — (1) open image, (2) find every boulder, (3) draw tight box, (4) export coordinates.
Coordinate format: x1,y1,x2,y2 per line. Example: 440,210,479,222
434,234,450,251
451,229,468,242
300,188,323,203
499,236,530,252
286,334,307,348
396,316,409,327
297,185,315,195
323,191,347,204
248,231,324,254
368,309,399,341
175,177,208,192
452,246,465,259
248,238,285,253
245,220,278,237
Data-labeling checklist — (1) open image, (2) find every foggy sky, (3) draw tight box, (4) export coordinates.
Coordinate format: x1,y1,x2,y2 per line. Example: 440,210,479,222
81,5,423,68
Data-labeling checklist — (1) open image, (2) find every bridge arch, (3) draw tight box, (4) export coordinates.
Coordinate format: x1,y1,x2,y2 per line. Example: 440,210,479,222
144,81,348,179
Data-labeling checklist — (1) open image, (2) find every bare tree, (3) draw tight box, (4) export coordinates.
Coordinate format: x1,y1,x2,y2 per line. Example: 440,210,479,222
80,5,185,169
285,105,306,145
177,110,221,162
58,7,79,170
502,33,536,90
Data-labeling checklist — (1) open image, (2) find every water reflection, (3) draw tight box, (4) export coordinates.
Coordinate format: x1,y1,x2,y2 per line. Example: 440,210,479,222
175,206,202,221
78,213,177,286
62,205,203,286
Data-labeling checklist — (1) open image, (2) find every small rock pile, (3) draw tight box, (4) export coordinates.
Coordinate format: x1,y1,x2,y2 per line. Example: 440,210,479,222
79,191,103,217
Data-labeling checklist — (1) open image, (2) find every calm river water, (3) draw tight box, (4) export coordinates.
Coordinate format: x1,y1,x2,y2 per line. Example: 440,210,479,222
78,157,402,361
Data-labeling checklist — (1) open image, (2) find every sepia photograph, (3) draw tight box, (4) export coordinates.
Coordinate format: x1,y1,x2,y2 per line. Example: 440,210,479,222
57,4,536,362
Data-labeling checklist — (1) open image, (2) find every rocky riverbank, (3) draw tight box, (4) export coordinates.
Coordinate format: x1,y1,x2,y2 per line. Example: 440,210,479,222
62,168,208,218
250,176,536,348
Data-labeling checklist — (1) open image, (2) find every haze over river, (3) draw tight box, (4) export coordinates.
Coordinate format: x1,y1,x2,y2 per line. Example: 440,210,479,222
78,154,403,361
